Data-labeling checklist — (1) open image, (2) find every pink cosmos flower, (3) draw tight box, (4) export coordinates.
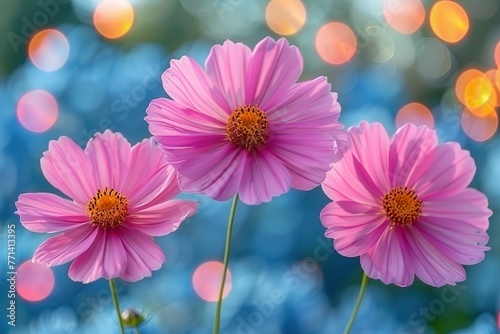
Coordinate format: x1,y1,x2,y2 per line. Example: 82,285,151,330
145,37,344,205
320,122,491,287
15,130,197,284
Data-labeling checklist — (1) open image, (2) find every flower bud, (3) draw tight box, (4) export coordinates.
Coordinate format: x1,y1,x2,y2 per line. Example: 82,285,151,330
121,308,145,327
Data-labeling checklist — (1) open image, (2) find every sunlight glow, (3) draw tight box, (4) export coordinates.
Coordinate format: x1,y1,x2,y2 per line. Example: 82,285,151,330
93,0,135,39
315,22,357,65
461,109,498,142
383,0,425,34
28,29,69,71
430,1,469,43
396,102,434,128
192,261,232,302
17,90,58,133
265,0,306,36
17,261,55,302
455,69,497,114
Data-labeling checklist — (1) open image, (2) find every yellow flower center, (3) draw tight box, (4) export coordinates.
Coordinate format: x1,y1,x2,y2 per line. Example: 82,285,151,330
383,186,423,226
86,187,128,229
226,105,269,151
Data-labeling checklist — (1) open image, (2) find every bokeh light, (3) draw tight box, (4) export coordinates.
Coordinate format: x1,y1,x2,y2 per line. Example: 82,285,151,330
430,1,469,44
396,102,434,128
192,261,232,302
468,103,496,118
496,69,500,94
265,0,306,36
461,109,498,142
455,69,497,113
93,0,134,39
485,69,500,97
28,29,70,72
315,22,357,65
383,0,425,34
464,76,494,109
17,261,55,302
16,90,58,133
467,69,498,117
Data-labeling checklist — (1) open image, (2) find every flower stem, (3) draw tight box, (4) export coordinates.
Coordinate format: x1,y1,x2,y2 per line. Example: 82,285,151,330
213,194,239,334
109,279,125,334
343,272,368,334
133,327,141,334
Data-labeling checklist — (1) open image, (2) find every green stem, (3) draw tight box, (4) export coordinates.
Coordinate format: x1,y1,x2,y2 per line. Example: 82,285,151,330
109,279,125,334
133,327,141,334
343,272,368,334
213,194,239,334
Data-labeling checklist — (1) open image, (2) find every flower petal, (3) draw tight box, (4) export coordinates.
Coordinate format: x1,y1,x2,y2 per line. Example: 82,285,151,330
417,216,489,265
205,40,252,107
16,193,88,233
84,130,132,191
119,227,165,282
418,190,490,266
146,98,228,168
68,229,128,283
360,254,381,280
266,77,334,122
245,37,303,111
370,227,416,287
322,149,381,207
347,122,391,194
146,98,227,164
147,98,226,136
332,123,349,163
410,143,476,199
128,165,179,210
321,202,382,228
123,138,180,207
405,227,467,287
238,150,292,205
40,136,98,204
320,202,387,257
422,188,491,230
268,133,333,190
127,200,198,236
33,226,97,266
267,79,341,190
178,146,246,201
123,138,165,192
162,56,231,121
388,123,437,188
336,200,379,214
147,99,245,200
